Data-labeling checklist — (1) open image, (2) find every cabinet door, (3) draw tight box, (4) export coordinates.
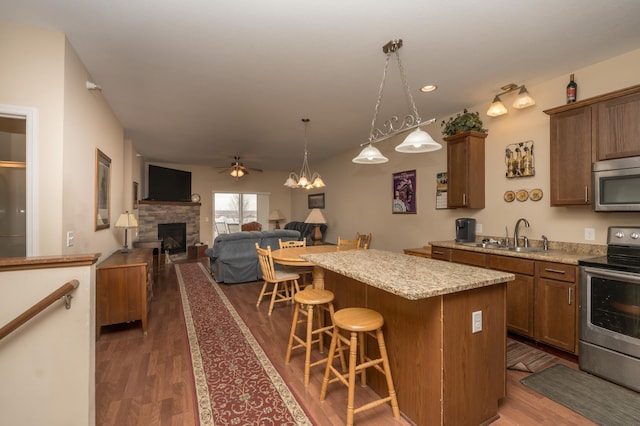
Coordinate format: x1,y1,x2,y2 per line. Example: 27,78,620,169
445,132,486,209
595,91,640,160
97,268,130,326
549,107,592,205
447,139,468,208
451,249,486,267
506,274,535,338
535,278,577,353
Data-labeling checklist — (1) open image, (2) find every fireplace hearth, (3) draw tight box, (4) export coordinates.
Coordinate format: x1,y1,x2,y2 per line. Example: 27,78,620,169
158,223,187,254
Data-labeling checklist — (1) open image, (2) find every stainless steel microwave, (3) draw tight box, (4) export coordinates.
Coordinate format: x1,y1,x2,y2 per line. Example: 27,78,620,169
593,157,640,211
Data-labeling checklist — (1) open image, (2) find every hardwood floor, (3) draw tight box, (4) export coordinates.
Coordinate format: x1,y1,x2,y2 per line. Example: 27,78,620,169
95,259,594,425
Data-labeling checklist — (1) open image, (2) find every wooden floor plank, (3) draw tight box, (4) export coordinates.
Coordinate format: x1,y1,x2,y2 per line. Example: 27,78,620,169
95,258,595,425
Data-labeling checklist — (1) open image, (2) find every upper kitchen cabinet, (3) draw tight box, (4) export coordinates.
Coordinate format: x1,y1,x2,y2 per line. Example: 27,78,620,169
444,131,487,209
544,84,640,206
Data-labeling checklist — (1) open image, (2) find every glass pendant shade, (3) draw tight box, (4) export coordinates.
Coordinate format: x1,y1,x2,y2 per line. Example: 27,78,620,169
283,118,325,189
352,144,389,164
512,86,536,109
395,128,442,153
487,95,508,117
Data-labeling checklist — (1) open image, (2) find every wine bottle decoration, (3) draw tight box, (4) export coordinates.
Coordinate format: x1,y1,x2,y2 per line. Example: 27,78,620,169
567,73,577,104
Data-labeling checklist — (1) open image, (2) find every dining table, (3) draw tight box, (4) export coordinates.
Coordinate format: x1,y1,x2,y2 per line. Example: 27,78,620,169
271,244,340,289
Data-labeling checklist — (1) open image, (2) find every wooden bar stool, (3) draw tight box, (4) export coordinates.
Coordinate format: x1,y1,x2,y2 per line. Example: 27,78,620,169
320,307,400,425
285,288,346,386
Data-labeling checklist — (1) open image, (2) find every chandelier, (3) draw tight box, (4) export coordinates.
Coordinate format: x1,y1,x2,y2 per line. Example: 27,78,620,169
284,118,325,189
353,39,441,164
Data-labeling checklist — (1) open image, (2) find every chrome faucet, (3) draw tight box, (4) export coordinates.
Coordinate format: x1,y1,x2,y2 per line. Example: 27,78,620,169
514,218,530,247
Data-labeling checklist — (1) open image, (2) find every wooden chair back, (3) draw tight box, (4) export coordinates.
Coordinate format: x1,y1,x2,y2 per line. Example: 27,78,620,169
279,239,306,249
356,232,371,249
255,243,277,282
337,237,359,251
241,221,262,231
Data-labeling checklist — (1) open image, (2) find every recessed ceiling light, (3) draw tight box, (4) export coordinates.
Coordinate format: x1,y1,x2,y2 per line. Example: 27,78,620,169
420,84,437,93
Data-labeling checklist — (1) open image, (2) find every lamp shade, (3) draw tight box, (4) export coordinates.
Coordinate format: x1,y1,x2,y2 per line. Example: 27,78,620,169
269,209,286,221
512,86,536,109
487,95,508,117
395,128,442,153
353,144,389,164
304,208,326,224
115,212,138,228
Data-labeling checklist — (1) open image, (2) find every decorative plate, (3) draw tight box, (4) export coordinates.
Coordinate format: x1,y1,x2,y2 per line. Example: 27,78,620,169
191,193,201,203
516,189,529,202
504,191,515,202
529,188,543,201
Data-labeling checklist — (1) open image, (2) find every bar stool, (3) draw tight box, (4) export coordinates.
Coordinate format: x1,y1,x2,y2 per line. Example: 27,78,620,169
285,288,346,386
320,307,400,426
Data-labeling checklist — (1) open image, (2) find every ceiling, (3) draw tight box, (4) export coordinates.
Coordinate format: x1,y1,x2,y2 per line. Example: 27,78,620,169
4,1,640,171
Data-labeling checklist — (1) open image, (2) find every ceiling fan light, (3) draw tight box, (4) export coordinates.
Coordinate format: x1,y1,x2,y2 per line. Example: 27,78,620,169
487,95,508,117
512,86,536,109
352,144,389,164
395,128,442,153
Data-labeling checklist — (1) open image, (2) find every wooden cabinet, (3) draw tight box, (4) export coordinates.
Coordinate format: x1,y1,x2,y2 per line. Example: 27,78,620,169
545,84,640,206
403,246,431,258
431,245,580,354
548,107,593,205
96,248,153,337
595,90,640,160
443,131,487,209
487,254,535,338
188,244,208,260
535,261,578,353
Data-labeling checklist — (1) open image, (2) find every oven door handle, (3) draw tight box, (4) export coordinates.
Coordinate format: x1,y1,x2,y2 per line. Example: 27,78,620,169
583,266,640,283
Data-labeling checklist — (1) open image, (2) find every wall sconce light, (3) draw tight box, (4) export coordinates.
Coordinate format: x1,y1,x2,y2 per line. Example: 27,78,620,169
352,39,441,164
486,83,536,117
86,81,102,91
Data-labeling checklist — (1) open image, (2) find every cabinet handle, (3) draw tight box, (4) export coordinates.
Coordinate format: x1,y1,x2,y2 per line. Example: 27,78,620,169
463,193,467,205
568,287,573,305
585,186,589,203
433,250,445,255
544,268,566,274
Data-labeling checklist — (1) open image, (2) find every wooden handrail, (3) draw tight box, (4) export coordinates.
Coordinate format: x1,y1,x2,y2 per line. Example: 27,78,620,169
0,279,79,341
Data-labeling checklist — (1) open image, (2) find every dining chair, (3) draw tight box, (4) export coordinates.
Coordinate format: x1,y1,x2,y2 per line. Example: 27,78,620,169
337,237,359,251
227,222,241,233
356,232,372,249
279,239,313,286
214,221,228,236
255,243,301,315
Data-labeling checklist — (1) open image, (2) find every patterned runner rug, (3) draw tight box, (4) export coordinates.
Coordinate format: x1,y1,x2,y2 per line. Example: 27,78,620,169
175,262,311,426
506,337,559,373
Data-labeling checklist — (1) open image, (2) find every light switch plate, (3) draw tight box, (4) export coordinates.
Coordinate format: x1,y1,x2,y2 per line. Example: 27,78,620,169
472,310,482,333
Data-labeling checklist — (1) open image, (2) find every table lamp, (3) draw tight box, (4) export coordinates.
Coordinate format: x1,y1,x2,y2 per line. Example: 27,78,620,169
269,209,286,229
115,211,138,253
304,208,326,244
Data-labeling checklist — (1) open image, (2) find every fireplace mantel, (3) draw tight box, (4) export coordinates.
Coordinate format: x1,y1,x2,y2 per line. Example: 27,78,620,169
137,202,201,249
139,200,201,207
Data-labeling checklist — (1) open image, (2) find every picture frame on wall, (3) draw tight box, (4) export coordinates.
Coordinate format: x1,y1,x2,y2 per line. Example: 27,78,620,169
393,170,416,214
95,149,111,230
308,193,325,209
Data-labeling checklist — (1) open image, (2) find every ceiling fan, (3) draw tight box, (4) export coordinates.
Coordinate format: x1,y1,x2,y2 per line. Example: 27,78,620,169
217,156,263,178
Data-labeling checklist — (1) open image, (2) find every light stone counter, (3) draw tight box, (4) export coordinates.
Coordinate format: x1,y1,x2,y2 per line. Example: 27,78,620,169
301,248,514,300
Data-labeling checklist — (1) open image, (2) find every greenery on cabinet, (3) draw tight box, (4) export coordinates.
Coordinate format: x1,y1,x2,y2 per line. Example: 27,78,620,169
441,109,487,136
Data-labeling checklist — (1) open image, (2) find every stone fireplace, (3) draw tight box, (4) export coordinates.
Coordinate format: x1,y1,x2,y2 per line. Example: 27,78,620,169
158,222,187,254
137,201,201,251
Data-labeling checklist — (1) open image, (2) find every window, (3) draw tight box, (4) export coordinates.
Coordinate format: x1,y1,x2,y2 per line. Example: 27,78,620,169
213,192,269,237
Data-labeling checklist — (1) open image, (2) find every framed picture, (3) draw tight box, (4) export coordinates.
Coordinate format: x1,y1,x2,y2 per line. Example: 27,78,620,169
308,193,325,209
393,170,417,214
133,181,139,209
95,149,111,230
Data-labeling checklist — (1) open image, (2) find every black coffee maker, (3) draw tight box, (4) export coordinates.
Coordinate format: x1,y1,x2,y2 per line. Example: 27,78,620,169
455,218,476,242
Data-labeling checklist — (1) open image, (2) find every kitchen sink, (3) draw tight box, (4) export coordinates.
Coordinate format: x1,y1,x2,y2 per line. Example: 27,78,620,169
457,242,547,253
503,246,546,253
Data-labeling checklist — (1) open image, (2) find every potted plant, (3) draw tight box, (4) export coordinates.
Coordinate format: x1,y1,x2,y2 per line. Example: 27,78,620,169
441,109,487,137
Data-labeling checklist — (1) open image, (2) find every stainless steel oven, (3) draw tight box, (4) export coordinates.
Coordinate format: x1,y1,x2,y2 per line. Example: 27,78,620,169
593,157,640,212
579,226,640,392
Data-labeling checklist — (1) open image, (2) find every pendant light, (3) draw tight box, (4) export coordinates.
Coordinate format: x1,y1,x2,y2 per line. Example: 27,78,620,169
353,39,440,164
284,118,325,189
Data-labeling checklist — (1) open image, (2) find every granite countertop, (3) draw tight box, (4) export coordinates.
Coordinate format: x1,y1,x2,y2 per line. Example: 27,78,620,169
429,240,606,265
301,249,514,300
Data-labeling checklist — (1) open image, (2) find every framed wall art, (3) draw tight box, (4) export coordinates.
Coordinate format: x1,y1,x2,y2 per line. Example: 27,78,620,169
95,149,111,230
505,140,535,178
393,170,416,214
308,192,325,209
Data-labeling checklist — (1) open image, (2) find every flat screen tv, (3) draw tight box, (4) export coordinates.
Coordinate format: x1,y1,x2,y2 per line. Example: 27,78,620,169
147,165,192,202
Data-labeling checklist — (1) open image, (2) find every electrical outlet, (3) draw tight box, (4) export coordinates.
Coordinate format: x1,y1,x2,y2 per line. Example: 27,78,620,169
476,223,483,234
66,231,74,247
585,228,596,241
472,310,482,333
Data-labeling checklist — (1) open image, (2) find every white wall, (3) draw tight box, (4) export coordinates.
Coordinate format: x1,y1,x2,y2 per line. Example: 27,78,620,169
300,48,640,252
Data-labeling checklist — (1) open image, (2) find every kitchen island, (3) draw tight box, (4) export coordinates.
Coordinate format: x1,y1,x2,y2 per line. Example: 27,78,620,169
301,249,514,426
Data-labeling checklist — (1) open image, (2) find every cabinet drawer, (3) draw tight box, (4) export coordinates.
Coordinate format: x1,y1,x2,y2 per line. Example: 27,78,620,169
430,247,451,261
536,261,576,282
451,249,486,267
487,254,534,275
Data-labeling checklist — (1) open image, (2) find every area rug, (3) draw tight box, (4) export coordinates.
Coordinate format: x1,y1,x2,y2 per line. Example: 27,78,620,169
521,364,640,425
175,262,311,426
506,338,559,372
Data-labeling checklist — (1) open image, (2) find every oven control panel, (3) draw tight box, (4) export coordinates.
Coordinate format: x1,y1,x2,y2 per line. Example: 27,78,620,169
608,226,640,246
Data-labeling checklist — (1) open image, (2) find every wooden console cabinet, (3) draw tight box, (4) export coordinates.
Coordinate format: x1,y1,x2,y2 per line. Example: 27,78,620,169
96,248,153,337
